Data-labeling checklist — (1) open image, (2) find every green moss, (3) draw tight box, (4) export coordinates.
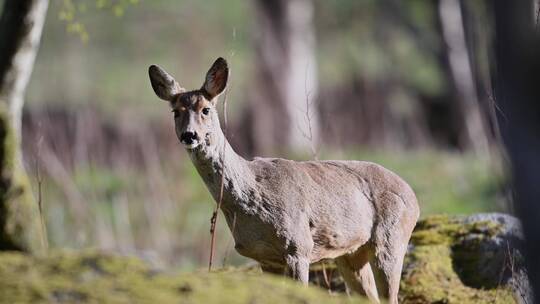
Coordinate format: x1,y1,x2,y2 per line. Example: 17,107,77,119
0,105,43,254
400,245,514,303
0,250,363,304
399,215,515,303
410,215,504,246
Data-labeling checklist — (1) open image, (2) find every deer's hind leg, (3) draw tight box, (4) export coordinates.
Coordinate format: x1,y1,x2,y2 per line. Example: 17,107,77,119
370,191,417,304
335,246,380,303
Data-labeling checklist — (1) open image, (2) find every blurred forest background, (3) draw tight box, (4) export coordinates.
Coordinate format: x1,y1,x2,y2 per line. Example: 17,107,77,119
1,0,510,269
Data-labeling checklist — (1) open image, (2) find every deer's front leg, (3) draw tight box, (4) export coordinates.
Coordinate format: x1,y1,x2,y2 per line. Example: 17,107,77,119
283,219,314,284
285,255,310,284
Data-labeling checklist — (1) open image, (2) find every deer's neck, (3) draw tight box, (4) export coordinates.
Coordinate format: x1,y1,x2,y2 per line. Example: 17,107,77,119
187,128,253,206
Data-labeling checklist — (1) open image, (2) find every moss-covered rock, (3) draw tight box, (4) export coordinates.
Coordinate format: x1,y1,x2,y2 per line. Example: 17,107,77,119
401,213,530,304
309,213,531,304
0,105,43,254
0,250,363,304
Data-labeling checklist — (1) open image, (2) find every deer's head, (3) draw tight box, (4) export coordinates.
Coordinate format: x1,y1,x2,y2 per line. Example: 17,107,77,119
148,58,229,150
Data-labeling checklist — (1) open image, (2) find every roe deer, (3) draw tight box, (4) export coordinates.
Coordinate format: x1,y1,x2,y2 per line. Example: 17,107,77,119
148,58,420,304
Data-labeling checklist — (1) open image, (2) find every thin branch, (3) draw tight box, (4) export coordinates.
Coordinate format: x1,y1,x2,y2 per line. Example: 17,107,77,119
304,90,318,160
208,86,230,271
295,64,319,160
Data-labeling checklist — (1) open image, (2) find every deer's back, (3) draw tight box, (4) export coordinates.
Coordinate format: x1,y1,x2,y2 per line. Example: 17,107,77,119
249,158,417,211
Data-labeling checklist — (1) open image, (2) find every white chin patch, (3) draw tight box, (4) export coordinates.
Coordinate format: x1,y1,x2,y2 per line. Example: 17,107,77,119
184,142,200,149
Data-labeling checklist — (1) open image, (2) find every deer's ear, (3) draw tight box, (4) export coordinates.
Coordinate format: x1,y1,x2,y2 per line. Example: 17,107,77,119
202,57,229,99
148,65,185,101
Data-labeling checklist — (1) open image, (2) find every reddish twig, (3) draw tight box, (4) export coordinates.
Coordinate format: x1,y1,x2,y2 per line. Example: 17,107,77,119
208,87,229,271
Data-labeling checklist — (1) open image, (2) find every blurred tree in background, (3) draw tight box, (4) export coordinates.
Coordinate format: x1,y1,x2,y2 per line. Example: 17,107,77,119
243,0,319,156
0,0,48,253
491,0,540,296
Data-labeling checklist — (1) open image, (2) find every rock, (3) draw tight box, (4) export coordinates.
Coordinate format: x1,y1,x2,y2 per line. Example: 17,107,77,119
309,213,532,304
0,250,363,304
455,214,531,303
401,213,532,303
401,213,531,303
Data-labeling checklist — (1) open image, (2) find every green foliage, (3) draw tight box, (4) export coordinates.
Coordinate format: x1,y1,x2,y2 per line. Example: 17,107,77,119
58,0,139,42
0,250,361,304
410,214,503,246
400,215,515,303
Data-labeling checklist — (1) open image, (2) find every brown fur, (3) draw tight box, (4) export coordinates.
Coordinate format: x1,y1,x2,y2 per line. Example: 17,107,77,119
148,58,420,304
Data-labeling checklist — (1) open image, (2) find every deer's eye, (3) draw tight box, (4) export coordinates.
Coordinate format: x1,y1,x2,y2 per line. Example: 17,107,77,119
202,108,210,116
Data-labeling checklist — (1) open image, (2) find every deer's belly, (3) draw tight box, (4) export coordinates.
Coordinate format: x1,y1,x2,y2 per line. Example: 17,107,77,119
310,232,370,262
225,211,287,265
309,202,374,261
234,240,285,265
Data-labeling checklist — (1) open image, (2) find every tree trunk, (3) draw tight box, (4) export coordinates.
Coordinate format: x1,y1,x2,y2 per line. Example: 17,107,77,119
0,0,48,253
492,0,540,298
244,0,319,156
438,0,491,156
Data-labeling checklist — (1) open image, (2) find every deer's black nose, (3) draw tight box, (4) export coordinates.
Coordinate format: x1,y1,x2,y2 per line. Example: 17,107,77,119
180,131,198,144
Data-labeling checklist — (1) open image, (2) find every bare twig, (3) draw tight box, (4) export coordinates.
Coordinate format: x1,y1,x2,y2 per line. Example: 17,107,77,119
304,90,318,160
209,86,230,271
296,64,319,160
